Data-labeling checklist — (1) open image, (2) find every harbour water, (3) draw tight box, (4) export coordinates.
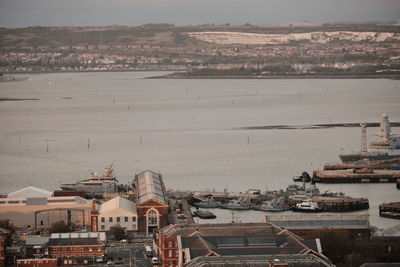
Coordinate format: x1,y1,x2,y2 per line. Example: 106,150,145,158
0,72,399,229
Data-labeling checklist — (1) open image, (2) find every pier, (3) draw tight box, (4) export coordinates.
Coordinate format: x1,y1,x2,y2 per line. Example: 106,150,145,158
313,169,400,183
323,158,400,171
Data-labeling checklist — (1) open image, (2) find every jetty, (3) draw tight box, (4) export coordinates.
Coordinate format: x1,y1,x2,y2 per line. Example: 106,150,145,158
313,169,400,183
169,184,369,213
323,158,400,171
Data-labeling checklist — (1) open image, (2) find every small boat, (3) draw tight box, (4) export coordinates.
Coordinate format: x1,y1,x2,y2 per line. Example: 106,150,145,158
293,172,311,182
253,197,289,212
292,199,323,212
220,197,251,210
193,210,216,219
193,196,220,208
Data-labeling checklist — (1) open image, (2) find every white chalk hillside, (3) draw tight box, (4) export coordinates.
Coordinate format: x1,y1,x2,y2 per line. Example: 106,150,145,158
186,31,400,45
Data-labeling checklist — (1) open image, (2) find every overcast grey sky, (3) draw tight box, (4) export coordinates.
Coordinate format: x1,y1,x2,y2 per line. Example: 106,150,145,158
0,0,399,27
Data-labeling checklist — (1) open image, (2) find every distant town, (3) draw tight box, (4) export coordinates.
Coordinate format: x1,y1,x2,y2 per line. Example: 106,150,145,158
1,23,400,77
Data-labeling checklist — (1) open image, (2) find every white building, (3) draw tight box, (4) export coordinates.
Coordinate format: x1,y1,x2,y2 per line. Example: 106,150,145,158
98,196,138,232
7,186,52,199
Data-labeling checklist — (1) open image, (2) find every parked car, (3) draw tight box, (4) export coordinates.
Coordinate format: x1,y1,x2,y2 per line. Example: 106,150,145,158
152,257,159,265
145,245,153,257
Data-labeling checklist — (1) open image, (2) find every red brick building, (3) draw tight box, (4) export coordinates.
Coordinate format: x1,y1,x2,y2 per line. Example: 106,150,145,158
156,223,332,267
0,228,10,267
47,232,106,265
17,258,57,267
135,170,169,235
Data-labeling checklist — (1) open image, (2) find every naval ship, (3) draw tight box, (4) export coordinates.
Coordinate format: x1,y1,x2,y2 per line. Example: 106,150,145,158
60,163,118,197
339,114,400,163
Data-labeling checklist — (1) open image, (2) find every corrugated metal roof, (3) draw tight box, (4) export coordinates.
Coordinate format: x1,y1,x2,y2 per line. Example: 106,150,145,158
136,170,166,205
25,236,49,246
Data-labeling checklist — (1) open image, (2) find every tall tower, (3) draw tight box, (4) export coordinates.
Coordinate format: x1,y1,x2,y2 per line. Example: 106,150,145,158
378,113,391,142
360,122,367,159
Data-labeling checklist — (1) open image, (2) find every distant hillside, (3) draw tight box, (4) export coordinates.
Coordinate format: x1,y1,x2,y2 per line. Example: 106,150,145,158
1,23,399,76
1,23,399,49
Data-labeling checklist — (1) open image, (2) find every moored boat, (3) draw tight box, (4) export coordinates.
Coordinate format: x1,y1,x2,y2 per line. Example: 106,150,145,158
292,199,323,212
193,210,216,219
220,197,251,210
192,196,220,208
253,196,289,212
60,163,118,197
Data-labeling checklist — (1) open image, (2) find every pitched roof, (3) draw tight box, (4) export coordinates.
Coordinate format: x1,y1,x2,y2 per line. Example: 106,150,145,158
26,236,49,246
136,170,167,205
8,186,52,199
162,223,331,265
99,196,137,215
185,254,334,267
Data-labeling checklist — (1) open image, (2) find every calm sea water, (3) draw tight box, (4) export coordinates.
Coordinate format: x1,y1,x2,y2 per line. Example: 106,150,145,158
0,72,399,229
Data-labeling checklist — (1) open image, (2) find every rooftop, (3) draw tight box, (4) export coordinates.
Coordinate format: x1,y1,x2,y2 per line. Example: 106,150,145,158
8,186,52,199
136,170,167,205
48,237,103,246
185,254,334,267
99,196,137,215
264,214,371,230
160,223,331,264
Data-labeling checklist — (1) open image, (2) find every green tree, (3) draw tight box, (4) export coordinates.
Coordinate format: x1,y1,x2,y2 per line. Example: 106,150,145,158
0,219,16,235
49,221,69,233
109,224,126,241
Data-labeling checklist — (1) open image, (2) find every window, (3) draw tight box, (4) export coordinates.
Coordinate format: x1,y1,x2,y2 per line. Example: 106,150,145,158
53,248,57,252
101,225,105,230
89,246,92,252
132,217,136,222
80,247,84,251
117,217,120,222
109,217,113,222
168,250,172,257
63,247,66,252
97,247,101,251
71,247,74,252
101,217,105,223
148,210,158,225
125,217,128,222
168,241,172,247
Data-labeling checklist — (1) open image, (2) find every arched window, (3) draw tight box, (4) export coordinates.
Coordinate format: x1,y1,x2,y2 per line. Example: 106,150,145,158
147,209,158,225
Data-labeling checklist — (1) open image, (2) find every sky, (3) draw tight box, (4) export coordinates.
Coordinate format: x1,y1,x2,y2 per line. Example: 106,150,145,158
0,0,399,27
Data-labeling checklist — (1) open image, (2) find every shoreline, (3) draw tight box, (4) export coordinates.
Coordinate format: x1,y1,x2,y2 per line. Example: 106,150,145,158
154,73,400,80
2,71,400,80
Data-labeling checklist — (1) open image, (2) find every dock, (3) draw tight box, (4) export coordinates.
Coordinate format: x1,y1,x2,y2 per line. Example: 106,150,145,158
323,158,400,171
313,169,400,183
379,202,400,219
